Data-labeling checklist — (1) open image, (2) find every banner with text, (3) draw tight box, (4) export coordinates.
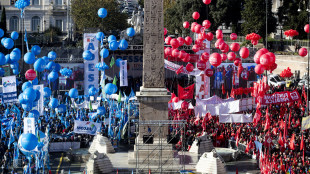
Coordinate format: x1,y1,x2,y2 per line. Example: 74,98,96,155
120,60,128,86
73,120,101,135
24,117,35,134
302,115,310,131
2,76,17,103
33,85,44,116
219,114,253,123
84,33,99,95
258,90,301,105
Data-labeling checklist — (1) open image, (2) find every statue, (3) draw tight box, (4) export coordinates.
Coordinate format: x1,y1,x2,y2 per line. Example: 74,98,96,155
128,10,144,34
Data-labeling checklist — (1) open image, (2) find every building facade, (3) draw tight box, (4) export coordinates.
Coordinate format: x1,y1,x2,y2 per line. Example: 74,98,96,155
0,0,73,37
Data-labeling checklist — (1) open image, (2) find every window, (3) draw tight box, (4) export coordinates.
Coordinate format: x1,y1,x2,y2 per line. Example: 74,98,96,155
31,16,40,32
10,0,18,5
9,16,19,31
32,0,39,5
55,20,63,31
55,0,62,5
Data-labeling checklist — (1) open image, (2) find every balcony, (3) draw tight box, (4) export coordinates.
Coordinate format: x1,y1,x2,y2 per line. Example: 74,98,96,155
51,5,67,16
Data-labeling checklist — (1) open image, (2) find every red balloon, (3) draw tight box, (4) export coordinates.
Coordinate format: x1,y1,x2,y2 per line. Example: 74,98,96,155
251,40,258,45
230,33,237,40
194,24,202,33
191,22,197,33
201,52,209,62
177,37,185,46
192,45,200,52
221,53,227,61
183,21,190,29
260,54,270,66
227,52,236,61
172,97,179,103
216,29,222,35
202,20,211,29
181,101,189,110
234,58,241,66
239,47,250,59
209,53,222,67
299,48,308,57
186,63,194,72
219,42,227,51
172,49,180,58
165,37,172,45
206,32,214,41
203,0,211,5
216,33,223,39
164,28,167,35
259,48,269,54
185,36,193,46
230,43,240,52
164,47,172,56
215,39,224,49
192,12,200,20
25,69,37,81
255,64,265,75
305,24,309,33
223,44,229,53
266,52,276,64
254,50,265,64
197,60,206,71
179,50,186,59
205,69,214,77
170,38,179,49
200,32,208,40
182,53,190,62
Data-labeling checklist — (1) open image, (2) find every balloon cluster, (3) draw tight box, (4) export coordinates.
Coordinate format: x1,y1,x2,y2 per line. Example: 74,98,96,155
254,48,277,75
95,62,109,71
19,84,40,111
14,0,30,10
245,33,261,45
280,67,293,78
88,86,98,96
284,29,299,38
60,68,73,77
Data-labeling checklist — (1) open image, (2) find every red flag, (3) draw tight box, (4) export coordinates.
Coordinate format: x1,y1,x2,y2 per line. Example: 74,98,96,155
222,83,226,95
176,65,184,75
117,169,118,174
168,93,176,103
303,85,307,100
226,92,229,99
289,134,295,150
236,167,238,174
233,72,236,85
245,142,250,153
253,108,262,126
149,169,151,174
288,110,292,129
194,116,200,125
230,88,235,98
235,127,241,147
264,108,270,131
300,134,304,151
278,131,284,147
178,84,195,100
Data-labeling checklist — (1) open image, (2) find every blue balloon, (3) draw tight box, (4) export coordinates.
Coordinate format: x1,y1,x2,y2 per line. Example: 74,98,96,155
98,8,107,18
28,110,40,120
31,78,38,85
108,35,117,43
126,27,135,37
12,68,19,75
20,133,38,151
5,54,12,64
52,63,61,72
109,41,119,51
0,68,5,77
13,48,21,54
97,106,106,115
45,61,55,71
0,53,6,66
56,104,66,114
11,31,19,40
42,56,49,64
34,89,40,102
69,88,78,98
24,52,36,64
88,87,98,96
115,58,123,67
83,50,94,61
10,49,21,62
48,71,58,82
22,103,33,112
0,29,3,38
3,38,14,49
43,87,51,97
119,39,128,50
48,51,57,60
19,93,27,104
23,87,36,102
100,48,109,58
31,45,41,56
104,83,118,95
34,58,46,72
22,82,33,91
96,32,105,41
10,62,19,69
49,98,59,109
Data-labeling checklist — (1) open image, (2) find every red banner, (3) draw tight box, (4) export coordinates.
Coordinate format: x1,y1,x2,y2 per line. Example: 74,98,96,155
258,90,301,105
166,54,199,63
178,84,195,100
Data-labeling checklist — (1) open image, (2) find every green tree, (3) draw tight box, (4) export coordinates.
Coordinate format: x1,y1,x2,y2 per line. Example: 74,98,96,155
71,0,128,33
277,0,308,39
44,26,62,43
241,0,277,44
0,7,7,35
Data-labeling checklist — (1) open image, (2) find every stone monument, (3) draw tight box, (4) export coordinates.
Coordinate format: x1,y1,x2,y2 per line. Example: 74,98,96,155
128,0,173,170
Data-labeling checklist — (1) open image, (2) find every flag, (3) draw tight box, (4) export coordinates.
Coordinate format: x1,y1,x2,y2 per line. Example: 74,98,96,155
289,134,295,150
129,88,135,99
222,83,225,95
89,101,93,111
178,84,195,100
118,91,122,103
300,134,304,151
288,110,292,129
278,131,284,147
110,56,115,67
113,76,118,85
132,170,134,174
68,170,71,174
264,108,270,131
230,87,235,98
236,167,238,174
176,65,184,75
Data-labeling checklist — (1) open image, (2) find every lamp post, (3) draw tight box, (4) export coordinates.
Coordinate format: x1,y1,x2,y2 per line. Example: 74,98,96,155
298,1,310,116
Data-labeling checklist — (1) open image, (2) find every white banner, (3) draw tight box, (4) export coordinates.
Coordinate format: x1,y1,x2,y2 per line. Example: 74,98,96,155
219,114,253,123
73,120,101,135
164,59,201,76
195,100,240,116
195,72,209,99
24,117,35,134
120,60,128,86
168,100,194,110
84,33,99,95
2,76,17,103
33,85,44,116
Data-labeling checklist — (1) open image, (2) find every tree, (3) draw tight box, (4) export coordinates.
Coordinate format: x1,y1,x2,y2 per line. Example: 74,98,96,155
241,0,277,43
44,26,62,43
138,0,144,8
71,0,128,34
0,7,7,35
